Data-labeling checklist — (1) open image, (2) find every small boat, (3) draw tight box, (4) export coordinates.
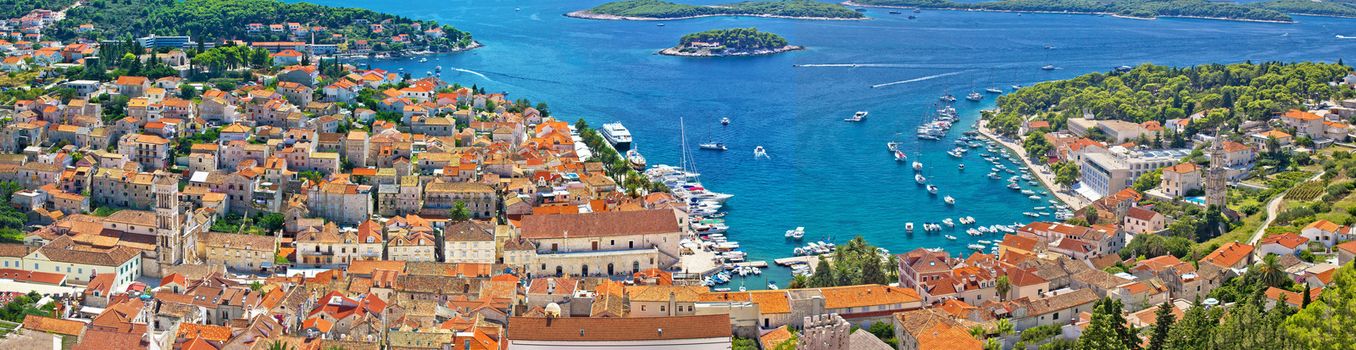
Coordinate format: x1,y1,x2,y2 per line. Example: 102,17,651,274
889,10,902,14
754,146,768,159
657,23,665,27
985,87,1003,94
418,57,428,63
958,164,965,171
1011,84,1021,90
988,172,1001,180
895,150,907,162
945,235,957,240
1041,64,1057,70
435,65,442,72
939,94,957,102
887,141,900,152
915,174,927,184
627,149,647,170
926,185,939,195
905,222,915,232
721,117,731,126
943,218,955,227
785,227,806,240
767,282,779,290
1029,195,1042,200
907,15,916,19
966,92,983,101
845,111,868,122
913,161,924,171
515,7,521,11
913,8,921,13
944,196,956,205
1024,212,1040,217
699,142,728,151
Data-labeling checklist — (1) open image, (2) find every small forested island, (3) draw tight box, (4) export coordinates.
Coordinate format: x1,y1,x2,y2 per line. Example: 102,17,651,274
45,0,476,53
843,0,1356,22
985,61,1355,136
569,0,866,20
660,28,801,56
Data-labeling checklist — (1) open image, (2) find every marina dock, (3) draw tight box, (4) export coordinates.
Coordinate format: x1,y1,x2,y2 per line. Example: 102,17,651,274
774,255,822,267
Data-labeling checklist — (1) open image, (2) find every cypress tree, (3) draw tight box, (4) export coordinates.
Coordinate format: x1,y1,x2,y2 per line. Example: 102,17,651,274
1146,301,1175,350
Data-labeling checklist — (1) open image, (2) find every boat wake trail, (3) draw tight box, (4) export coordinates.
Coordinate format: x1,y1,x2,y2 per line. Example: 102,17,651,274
871,71,969,89
1338,35,1356,39
451,67,493,81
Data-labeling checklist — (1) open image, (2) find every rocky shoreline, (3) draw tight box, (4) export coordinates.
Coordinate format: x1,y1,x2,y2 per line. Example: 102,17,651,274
840,1,1295,23
565,10,866,21
659,45,803,57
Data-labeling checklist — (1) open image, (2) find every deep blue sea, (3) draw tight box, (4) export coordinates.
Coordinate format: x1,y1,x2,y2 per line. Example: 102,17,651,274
307,0,1356,288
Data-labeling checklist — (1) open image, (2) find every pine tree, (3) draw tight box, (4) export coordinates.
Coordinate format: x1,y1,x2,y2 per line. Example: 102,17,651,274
1146,301,1175,350
809,259,835,288
1166,299,1220,350
1077,298,1137,350
1301,283,1311,308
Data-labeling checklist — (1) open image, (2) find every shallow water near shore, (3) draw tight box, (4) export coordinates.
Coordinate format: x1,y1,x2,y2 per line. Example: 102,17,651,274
304,0,1356,289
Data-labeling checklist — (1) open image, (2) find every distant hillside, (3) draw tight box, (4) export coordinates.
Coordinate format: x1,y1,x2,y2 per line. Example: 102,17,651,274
2,0,75,19
848,0,1296,22
573,0,866,20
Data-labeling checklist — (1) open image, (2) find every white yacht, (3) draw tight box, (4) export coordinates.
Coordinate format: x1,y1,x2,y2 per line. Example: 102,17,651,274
966,91,983,101
601,122,634,150
944,196,956,205
626,149,647,170
785,227,806,240
915,174,927,184
721,117,731,126
926,185,939,195
845,111,868,122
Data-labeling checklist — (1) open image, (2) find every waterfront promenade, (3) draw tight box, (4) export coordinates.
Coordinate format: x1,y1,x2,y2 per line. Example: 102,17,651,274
976,120,1091,211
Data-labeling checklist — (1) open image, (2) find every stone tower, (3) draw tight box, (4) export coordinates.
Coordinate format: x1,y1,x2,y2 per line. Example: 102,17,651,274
153,171,187,266
1205,134,1228,209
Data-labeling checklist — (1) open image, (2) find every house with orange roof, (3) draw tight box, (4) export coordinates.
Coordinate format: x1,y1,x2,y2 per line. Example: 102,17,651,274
1337,240,1356,265
1123,206,1167,235
270,49,304,66
1109,279,1169,312
1263,286,1321,310
893,308,983,350
116,133,171,170
1159,162,1201,198
1280,109,1325,137
997,234,1042,260
114,76,150,97
1259,232,1310,257
1199,242,1254,288
1251,129,1293,147
1301,219,1350,247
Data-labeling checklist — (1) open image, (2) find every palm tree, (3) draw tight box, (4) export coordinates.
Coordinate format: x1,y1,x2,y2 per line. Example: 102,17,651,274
267,340,294,350
788,274,809,289
1256,254,1288,288
996,275,1011,301
995,318,1014,337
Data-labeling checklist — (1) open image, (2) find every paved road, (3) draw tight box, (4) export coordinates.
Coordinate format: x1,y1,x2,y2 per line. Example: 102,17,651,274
1248,171,1325,245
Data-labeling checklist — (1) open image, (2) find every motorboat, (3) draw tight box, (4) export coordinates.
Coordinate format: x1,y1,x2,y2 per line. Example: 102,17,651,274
926,185,939,195
942,218,955,227
721,117,731,126
985,87,1003,93
887,141,899,152
845,111,868,122
626,149,647,170
915,174,927,184
418,57,428,62
905,222,914,232
944,196,956,205
966,91,983,101
1042,64,1057,70
895,150,907,162
968,244,986,250
913,161,924,171
939,94,956,102
945,235,958,240
958,164,965,171
754,146,768,159
785,227,806,240
699,142,728,151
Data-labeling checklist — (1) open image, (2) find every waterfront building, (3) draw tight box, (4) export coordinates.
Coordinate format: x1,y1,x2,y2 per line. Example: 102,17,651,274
1078,146,1190,199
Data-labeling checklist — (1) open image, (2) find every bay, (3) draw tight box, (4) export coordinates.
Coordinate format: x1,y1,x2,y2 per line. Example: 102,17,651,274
304,0,1356,288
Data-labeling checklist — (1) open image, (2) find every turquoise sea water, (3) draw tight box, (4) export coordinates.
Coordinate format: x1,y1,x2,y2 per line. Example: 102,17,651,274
308,0,1356,288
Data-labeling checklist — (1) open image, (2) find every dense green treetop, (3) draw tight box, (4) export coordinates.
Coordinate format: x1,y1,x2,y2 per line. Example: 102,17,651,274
985,62,1353,136
849,0,1312,22
584,0,865,19
676,27,790,51
47,0,473,51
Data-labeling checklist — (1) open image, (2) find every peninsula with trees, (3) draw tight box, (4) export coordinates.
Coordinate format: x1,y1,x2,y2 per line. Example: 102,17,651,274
569,0,867,21
47,0,477,54
842,0,1356,23
660,28,801,57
